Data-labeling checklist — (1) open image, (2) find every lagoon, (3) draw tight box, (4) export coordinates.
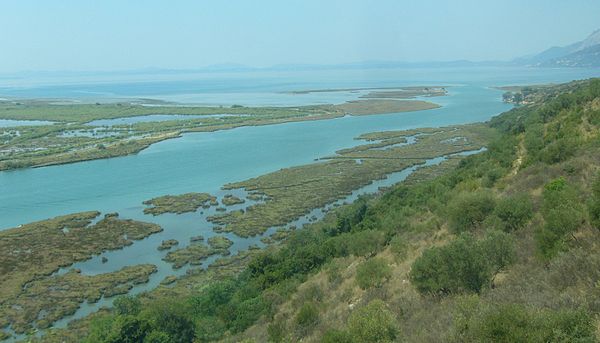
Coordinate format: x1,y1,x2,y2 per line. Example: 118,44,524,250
1,67,600,336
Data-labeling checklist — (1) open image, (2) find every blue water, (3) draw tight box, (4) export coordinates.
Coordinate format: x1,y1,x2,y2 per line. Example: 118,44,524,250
1,67,600,338
0,84,509,229
2,66,600,228
0,119,54,128
2,66,599,106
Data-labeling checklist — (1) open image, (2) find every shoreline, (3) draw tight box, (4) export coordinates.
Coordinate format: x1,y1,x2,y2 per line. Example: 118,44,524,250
0,98,442,172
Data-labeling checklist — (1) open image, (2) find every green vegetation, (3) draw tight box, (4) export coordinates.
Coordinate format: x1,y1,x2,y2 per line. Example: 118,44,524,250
346,300,398,343
209,124,492,237
536,177,585,260
163,244,225,269
454,303,596,343
206,236,233,250
14,78,600,342
410,231,515,295
492,193,534,232
447,191,496,233
355,257,392,289
157,239,179,251
0,94,442,171
143,193,217,215
221,194,245,206
0,212,161,334
4,264,156,334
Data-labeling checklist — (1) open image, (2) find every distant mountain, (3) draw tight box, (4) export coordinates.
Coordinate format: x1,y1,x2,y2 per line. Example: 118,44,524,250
516,29,600,67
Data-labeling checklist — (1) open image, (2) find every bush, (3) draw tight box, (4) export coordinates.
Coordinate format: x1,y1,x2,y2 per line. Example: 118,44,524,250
143,301,195,343
107,316,151,343
536,178,584,260
410,232,515,295
347,300,398,342
347,230,387,257
455,304,596,343
143,331,172,343
479,230,516,276
295,302,319,332
355,258,392,290
194,316,226,342
113,296,142,316
448,191,496,233
389,235,408,261
494,193,533,231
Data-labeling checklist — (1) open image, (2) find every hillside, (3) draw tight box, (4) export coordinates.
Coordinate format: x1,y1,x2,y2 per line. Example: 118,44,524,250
516,29,600,67
35,78,600,342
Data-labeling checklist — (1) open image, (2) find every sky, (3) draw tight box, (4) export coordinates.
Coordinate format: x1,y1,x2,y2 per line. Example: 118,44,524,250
0,0,599,72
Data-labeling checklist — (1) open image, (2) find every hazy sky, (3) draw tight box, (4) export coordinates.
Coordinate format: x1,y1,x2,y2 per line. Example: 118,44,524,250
0,0,599,72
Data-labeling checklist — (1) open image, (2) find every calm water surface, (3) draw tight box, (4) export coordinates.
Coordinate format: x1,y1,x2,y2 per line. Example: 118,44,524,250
1,67,599,336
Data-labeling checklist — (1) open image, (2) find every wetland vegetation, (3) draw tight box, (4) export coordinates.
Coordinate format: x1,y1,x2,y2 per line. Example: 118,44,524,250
143,193,218,215
206,124,492,237
0,212,161,336
23,78,599,343
0,90,444,171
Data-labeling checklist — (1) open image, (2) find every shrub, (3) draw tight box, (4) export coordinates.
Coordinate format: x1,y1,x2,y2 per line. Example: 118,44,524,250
107,316,151,343
389,235,408,261
143,301,195,343
347,300,398,342
455,304,596,343
355,258,392,290
347,230,387,257
194,316,226,342
410,232,515,295
448,191,496,233
113,296,142,316
295,302,319,332
494,193,533,231
536,178,584,260
143,331,172,343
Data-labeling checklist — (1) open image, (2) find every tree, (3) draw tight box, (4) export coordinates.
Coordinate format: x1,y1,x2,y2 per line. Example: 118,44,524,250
494,193,533,231
107,316,151,343
347,300,398,343
448,191,496,233
410,232,515,295
144,331,173,343
113,296,142,316
536,178,584,260
144,302,195,343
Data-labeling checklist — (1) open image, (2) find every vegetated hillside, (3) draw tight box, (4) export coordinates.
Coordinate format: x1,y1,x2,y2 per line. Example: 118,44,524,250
75,79,600,342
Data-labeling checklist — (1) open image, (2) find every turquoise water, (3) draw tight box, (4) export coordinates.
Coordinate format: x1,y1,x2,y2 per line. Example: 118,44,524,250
0,119,54,128
0,84,508,229
1,67,600,338
2,66,599,106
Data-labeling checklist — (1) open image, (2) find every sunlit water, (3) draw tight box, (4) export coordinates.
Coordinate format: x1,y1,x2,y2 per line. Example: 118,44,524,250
0,67,599,338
